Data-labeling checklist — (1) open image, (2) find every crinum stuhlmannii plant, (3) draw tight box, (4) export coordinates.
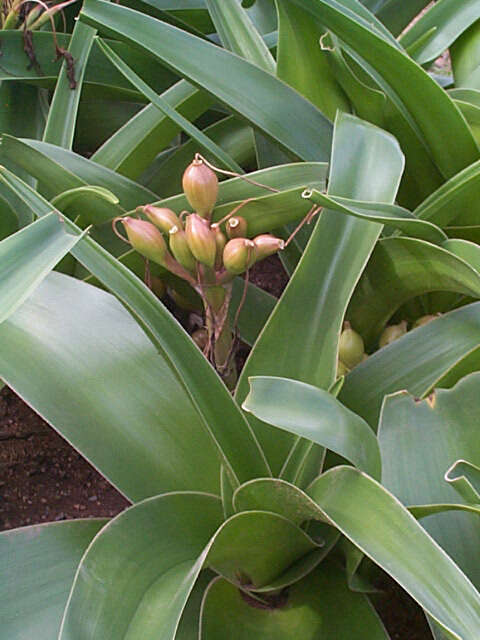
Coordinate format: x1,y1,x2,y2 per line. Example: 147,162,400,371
1,0,480,638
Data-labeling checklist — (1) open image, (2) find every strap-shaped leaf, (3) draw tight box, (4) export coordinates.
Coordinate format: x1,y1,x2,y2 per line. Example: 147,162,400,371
347,236,480,347
42,22,96,149
91,81,213,179
243,376,381,479
0,212,85,324
79,0,333,161
0,520,106,640
97,39,242,172
287,0,479,182
446,460,480,505
305,189,447,244
340,302,480,427
59,493,223,640
199,563,388,640
400,0,480,66
235,112,404,473
308,466,480,640
379,376,480,590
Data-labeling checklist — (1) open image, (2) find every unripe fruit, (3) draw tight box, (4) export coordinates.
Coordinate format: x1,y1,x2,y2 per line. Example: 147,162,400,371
379,320,407,348
142,205,181,233
338,322,364,369
412,314,440,329
253,234,285,261
182,156,218,219
337,360,349,378
121,217,168,267
223,238,256,274
185,213,217,268
169,226,196,272
212,225,227,269
226,216,248,239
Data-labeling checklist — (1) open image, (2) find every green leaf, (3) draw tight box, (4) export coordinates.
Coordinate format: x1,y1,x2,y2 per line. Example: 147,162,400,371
0,195,18,239
451,19,480,89
0,136,158,207
243,376,381,479
400,0,480,66
446,460,480,504
308,466,480,640
200,563,389,640
79,0,333,161
414,159,480,227
50,186,123,226
275,0,350,120
340,302,480,427
206,510,320,591
287,0,479,182
379,375,480,589
0,272,222,499
91,81,213,179
348,237,480,347
97,39,243,173
59,493,223,640
453,99,480,146
235,112,404,473
0,167,270,487
373,0,431,37
42,22,96,149
205,0,275,72
305,189,447,244
0,519,106,640
0,213,84,324
230,279,276,347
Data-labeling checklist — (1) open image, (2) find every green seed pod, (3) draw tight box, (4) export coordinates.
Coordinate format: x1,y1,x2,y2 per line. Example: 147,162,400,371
223,238,256,275
212,225,227,270
379,320,407,348
226,216,248,239
253,234,285,261
121,217,168,267
336,360,349,378
169,226,196,272
182,156,218,219
338,322,364,369
142,205,181,233
191,328,209,350
412,314,440,329
185,213,217,268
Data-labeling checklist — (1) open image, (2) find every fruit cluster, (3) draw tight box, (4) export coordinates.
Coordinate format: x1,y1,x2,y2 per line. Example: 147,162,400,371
117,155,284,288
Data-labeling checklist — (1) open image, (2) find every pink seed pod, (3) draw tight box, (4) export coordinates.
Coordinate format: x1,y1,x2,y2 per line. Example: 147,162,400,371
252,234,285,261
121,217,168,267
141,205,182,233
169,226,197,272
226,216,248,239
182,156,218,219
185,213,217,268
223,238,256,275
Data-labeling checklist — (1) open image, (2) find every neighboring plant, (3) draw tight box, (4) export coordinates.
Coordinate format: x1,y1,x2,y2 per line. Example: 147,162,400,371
1,1,480,639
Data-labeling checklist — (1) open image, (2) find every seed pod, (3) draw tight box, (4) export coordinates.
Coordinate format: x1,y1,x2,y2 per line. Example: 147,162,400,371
141,205,181,233
169,226,196,272
191,328,209,350
338,322,364,369
412,314,440,329
121,217,168,267
223,238,256,275
185,213,217,268
182,156,218,219
379,320,407,348
212,225,227,270
253,234,285,261
337,360,349,378
226,216,248,239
